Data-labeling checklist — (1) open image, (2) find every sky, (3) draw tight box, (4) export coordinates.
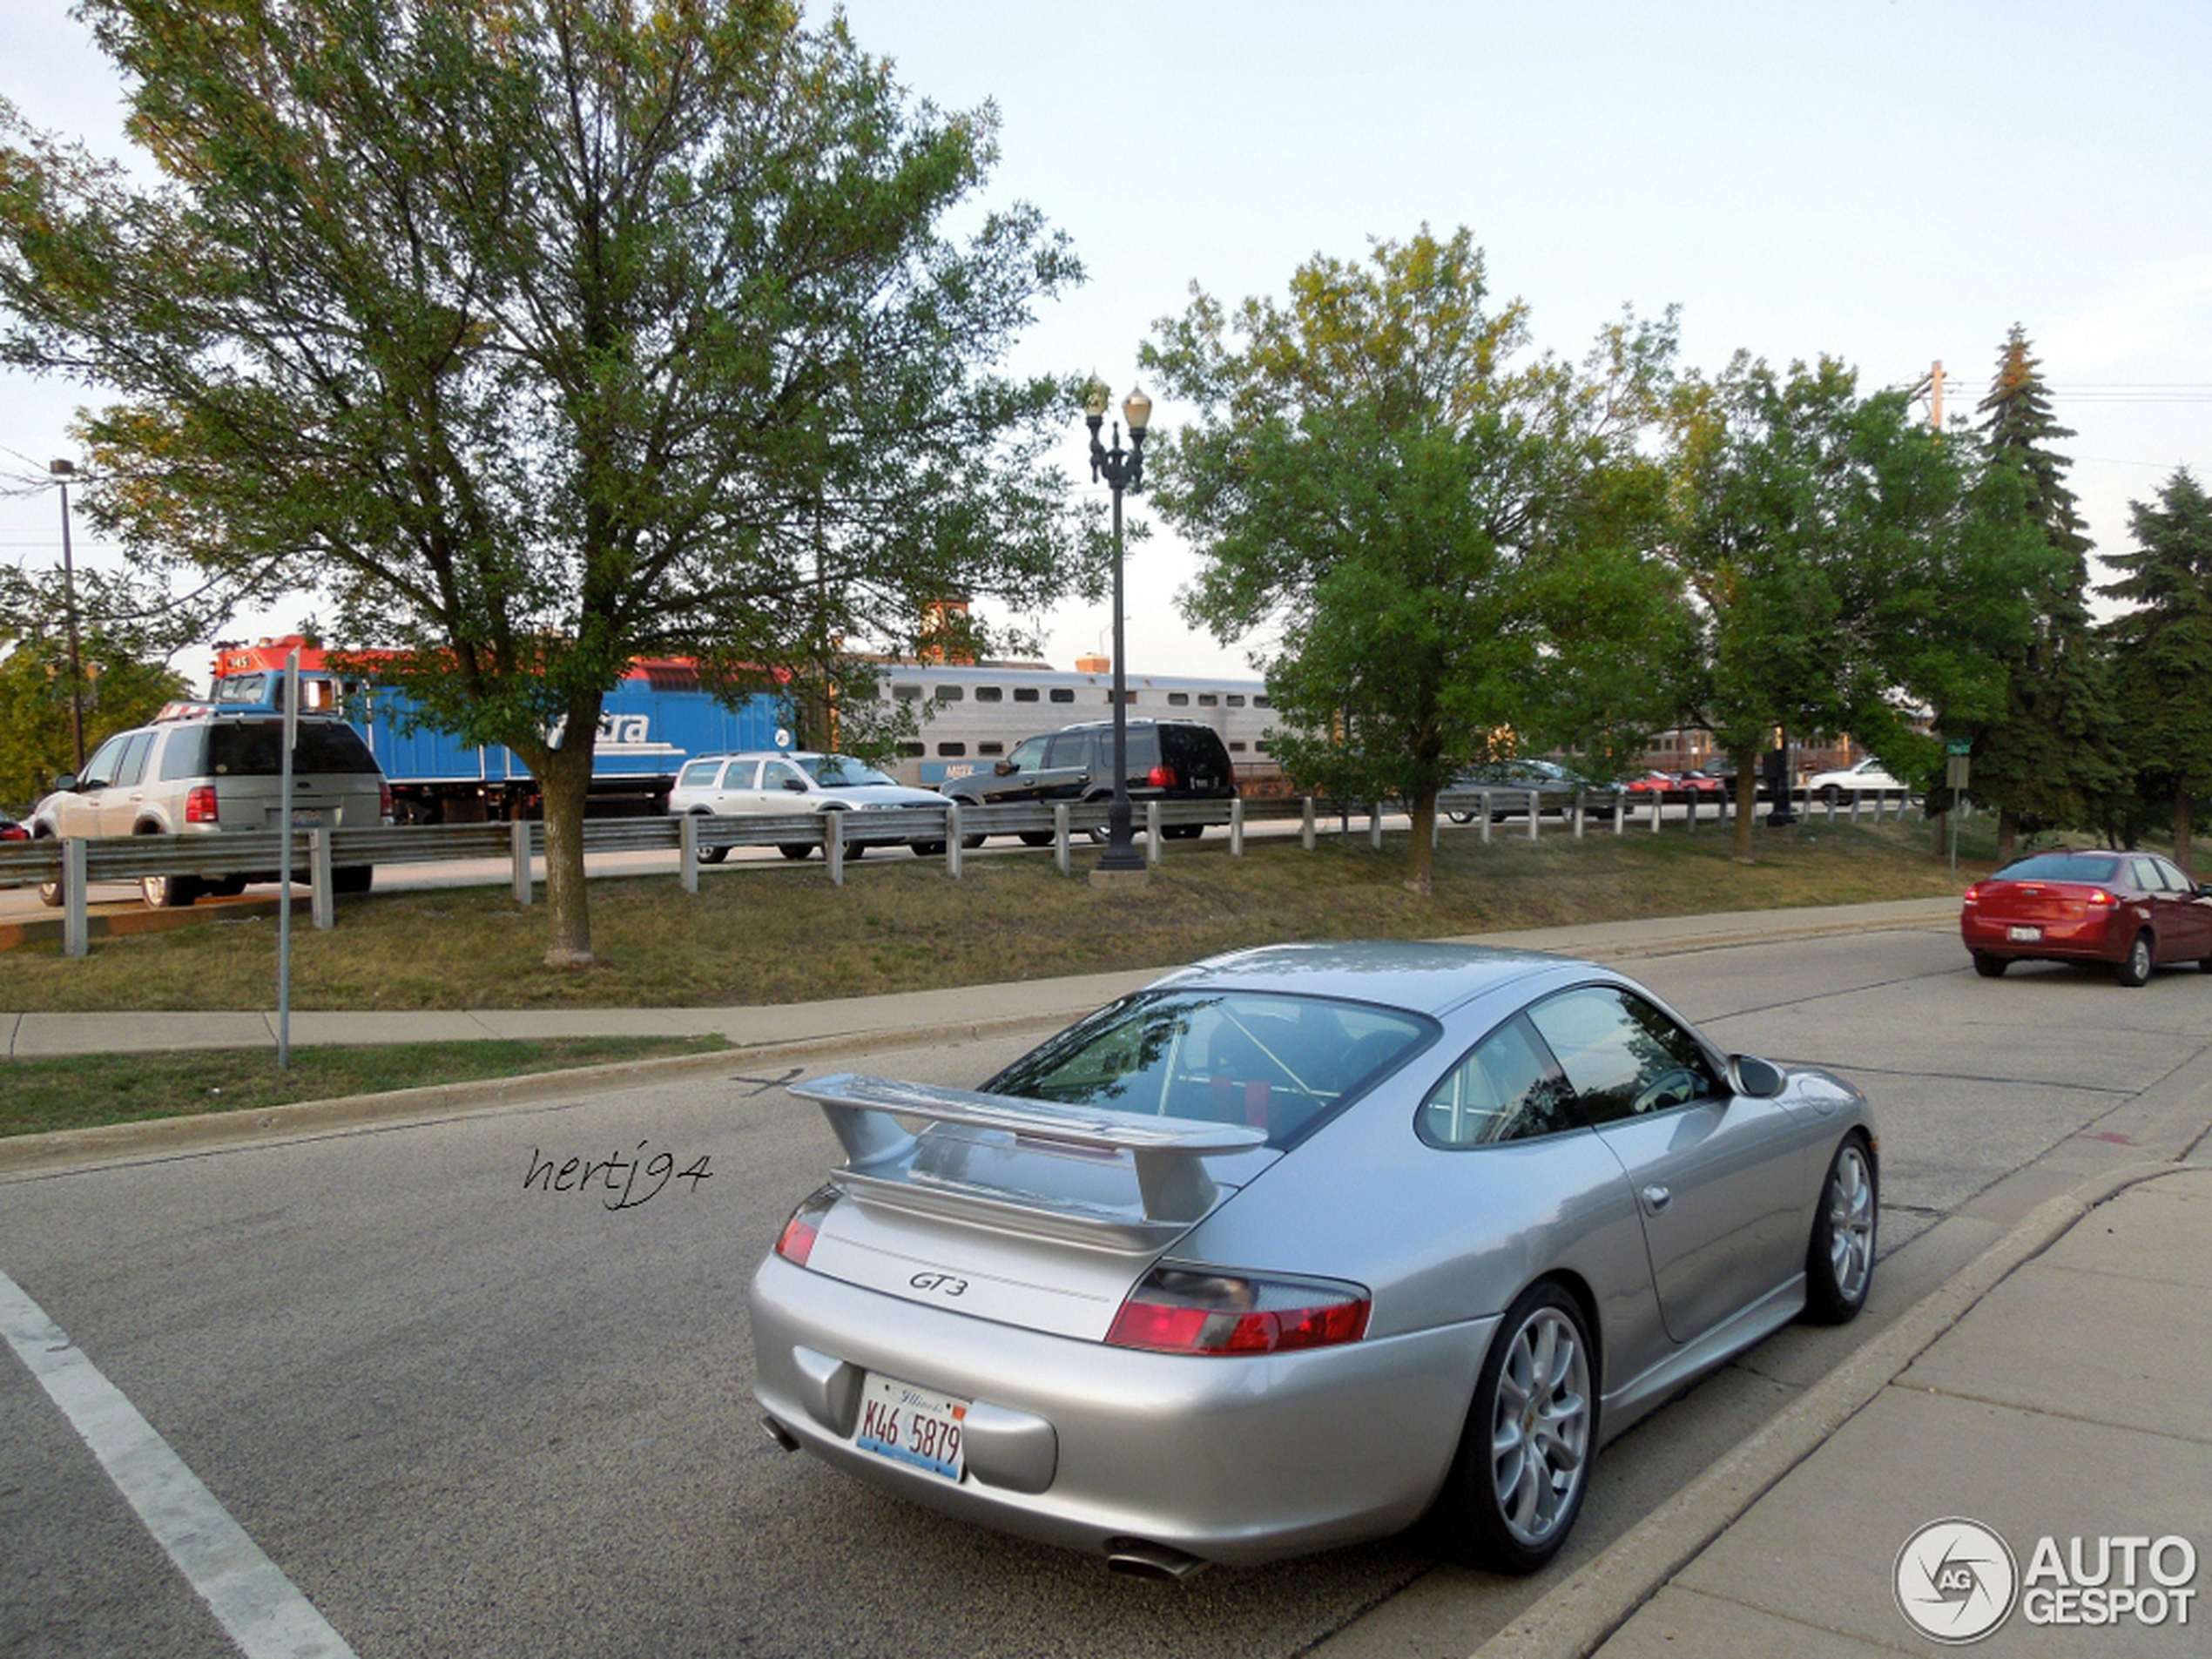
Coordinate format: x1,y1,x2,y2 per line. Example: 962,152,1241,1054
3,0,2209,689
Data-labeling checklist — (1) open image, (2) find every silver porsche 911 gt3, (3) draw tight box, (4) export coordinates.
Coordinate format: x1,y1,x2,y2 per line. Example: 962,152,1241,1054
748,942,1877,1579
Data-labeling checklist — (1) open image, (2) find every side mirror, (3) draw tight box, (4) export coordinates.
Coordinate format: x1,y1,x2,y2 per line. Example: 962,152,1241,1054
54,773,78,792
1727,1055,1787,1099
782,777,808,792
995,759,1018,776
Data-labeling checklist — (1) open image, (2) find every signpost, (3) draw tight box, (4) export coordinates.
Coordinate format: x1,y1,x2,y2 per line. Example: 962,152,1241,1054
1945,738,1972,875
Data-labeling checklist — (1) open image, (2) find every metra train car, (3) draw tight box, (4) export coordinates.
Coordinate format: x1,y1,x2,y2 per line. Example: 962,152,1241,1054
867,662,1287,795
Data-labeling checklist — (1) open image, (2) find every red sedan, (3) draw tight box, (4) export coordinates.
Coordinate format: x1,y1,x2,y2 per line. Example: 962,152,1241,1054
1961,849,2212,986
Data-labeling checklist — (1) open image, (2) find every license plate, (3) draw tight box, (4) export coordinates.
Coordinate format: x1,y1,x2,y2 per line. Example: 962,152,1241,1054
853,1374,968,1482
290,811,323,828
2008,925,2041,941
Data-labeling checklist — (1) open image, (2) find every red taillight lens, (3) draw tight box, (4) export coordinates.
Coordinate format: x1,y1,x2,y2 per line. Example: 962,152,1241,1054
774,1186,839,1268
185,786,219,825
381,781,395,819
1147,765,1177,788
1106,1266,1371,1355
1962,884,1981,904
2087,889,2117,907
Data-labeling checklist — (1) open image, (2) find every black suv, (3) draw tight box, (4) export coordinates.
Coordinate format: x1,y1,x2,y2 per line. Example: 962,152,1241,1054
939,718,1239,845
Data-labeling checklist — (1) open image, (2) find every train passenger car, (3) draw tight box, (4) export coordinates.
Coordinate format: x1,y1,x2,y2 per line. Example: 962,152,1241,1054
865,662,1287,795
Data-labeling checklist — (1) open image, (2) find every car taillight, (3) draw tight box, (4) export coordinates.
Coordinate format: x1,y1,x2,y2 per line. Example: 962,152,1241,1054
2087,889,2117,907
381,781,395,819
1106,1265,1370,1355
773,1186,840,1268
1148,765,1177,788
185,786,219,825
1962,884,1981,904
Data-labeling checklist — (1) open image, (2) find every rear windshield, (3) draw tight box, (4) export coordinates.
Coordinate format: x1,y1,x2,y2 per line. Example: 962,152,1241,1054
1996,853,2121,883
985,989,1434,1150
165,720,383,778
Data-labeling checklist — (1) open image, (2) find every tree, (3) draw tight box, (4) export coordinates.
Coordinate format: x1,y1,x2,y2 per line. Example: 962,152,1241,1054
1659,355,2044,860
0,0,1096,965
0,635,188,809
2100,469,2212,868
1966,327,2128,860
1142,226,1686,895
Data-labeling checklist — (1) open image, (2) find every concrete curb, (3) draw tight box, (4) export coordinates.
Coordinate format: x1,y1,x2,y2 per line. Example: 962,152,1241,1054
1467,1158,2193,1659
0,1008,1080,1177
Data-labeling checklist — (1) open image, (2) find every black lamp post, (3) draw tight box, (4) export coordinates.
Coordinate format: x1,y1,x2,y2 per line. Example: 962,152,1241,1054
1085,379,1150,874
49,459,87,774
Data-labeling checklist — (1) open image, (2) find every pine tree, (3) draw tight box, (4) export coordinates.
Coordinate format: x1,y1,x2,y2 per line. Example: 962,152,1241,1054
1967,326,2127,860
2100,469,2212,868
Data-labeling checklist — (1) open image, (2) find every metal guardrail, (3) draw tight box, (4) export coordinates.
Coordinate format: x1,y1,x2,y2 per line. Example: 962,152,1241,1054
2,783,1920,957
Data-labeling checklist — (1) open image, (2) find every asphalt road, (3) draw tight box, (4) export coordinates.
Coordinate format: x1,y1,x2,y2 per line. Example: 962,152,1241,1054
5,922,2205,1659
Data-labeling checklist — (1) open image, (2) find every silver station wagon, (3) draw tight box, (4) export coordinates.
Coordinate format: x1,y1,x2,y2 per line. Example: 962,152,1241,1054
749,942,1878,1578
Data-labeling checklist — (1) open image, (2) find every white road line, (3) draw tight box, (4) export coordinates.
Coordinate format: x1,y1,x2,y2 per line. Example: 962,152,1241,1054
0,1269,356,1659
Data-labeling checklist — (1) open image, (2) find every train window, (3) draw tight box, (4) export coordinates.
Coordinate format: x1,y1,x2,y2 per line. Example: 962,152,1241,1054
1167,692,1190,706
1197,693,1218,706
898,741,925,757
974,685,1003,703
1256,739,1271,753
1256,695,1271,709
978,741,1003,756
1230,741,1248,752
1226,694,1245,707
1108,691,1136,705
934,685,963,703
1049,688,1075,704
1015,687,1041,702
893,684,921,702
937,742,966,757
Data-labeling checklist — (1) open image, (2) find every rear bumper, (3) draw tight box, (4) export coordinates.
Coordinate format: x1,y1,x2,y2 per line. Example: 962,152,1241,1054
747,1253,1491,1566
1960,909,2122,963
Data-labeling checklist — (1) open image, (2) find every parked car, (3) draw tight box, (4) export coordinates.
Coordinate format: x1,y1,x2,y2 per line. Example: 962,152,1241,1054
937,718,1238,846
1804,757,1905,804
750,942,1878,1576
1961,849,2212,986
30,709,391,907
668,751,947,860
0,814,27,842
1444,759,1622,823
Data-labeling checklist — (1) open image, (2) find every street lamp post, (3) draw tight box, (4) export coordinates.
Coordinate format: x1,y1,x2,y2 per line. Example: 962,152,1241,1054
1084,380,1150,875
49,459,87,774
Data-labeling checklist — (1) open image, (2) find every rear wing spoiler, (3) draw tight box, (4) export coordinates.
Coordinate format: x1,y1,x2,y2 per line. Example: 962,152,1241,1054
790,1073,1268,1249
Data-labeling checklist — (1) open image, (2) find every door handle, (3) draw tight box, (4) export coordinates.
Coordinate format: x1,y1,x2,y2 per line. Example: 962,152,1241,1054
1641,1184,1672,1215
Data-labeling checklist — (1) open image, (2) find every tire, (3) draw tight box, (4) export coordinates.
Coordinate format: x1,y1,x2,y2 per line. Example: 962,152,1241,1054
1164,824,1204,841
141,872,199,909
1018,830,1055,847
1447,811,1475,826
2116,930,2154,988
1820,786,1842,806
909,841,944,858
960,833,988,851
776,844,812,860
333,866,373,895
1804,1136,1877,1324
1972,952,2008,979
1431,1281,1596,1574
698,845,728,865
205,876,248,898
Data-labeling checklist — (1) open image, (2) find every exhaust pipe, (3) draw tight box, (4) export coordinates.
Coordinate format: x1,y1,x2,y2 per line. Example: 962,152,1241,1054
760,1415,801,1453
1103,1539,1210,1584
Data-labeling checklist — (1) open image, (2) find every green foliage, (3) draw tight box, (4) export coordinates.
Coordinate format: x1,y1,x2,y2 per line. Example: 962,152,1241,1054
1141,227,1684,888
1659,354,2046,852
0,0,1096,961
2101,468,2212,860
0,635,188,809
1964,327,2128,845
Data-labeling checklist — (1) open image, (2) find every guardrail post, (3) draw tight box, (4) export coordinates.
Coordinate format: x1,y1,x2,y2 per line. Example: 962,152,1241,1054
511,820,532,905
678,814,698,894
1686,792,1698,833
311,827,335,930
64,840,88,959
1527,789,1541,841
824,811,845,887
1368,804,1383,852
1431,806,1441,850
1146,800,1163,865
1649,794,1662,833
1053,803,1070,876
1480,792,1492,846
1301,797,1316,852
1230,797,1244,856
944,804,963,878
1574,790,1587,840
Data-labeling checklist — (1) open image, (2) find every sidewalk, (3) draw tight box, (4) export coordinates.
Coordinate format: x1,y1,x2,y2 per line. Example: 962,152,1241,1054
1485,1163,2212,1659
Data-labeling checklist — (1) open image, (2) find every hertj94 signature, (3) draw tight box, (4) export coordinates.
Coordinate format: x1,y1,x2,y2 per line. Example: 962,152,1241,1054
523,1141,711,1211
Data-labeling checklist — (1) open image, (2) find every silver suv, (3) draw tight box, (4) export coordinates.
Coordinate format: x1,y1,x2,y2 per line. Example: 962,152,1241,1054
31,710,392,907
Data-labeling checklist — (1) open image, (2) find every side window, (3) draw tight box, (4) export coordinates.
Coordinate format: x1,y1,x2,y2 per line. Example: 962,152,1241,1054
158,729,207,781
1525,987,1718,1127
1004,736,1049,773
2129,857,2165,892
1043,732,1088,768
677,759,720,787
2158,858,2199,892
1419,1015,1579,1147
720,760,759,789
112,731,157,788
761,761,806,792
78,734,129,790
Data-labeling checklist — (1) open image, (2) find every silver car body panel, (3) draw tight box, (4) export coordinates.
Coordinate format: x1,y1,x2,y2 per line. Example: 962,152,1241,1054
747,942,1877,1564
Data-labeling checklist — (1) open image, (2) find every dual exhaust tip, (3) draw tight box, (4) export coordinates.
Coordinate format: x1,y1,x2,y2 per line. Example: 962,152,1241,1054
760,1416,1208,1584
